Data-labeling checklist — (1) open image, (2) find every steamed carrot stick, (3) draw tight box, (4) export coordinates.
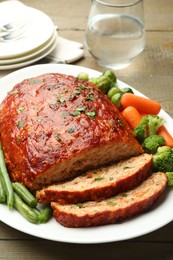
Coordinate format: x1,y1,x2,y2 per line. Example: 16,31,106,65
121,93,161,115
121,106,142,130
157,125,173,148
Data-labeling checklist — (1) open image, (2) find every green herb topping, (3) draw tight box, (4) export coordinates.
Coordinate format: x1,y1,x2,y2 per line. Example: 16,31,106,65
16,120,25,129
76,203,83,208
106,201,117,206
85,111,96,118
28,78,44,84
68,128,75,134
94,177,105,181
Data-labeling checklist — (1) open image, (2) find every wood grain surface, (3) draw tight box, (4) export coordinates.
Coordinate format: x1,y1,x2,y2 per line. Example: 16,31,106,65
0,0,173,259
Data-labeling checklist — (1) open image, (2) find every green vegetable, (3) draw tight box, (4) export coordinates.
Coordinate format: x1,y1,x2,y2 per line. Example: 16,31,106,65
134,115,165,142
153,146,173,172
133,123,147,143
77,72,89,81
89,75,112,94
121,87,134,94
0,143,14,209
142,135,165,154
102,70,116,83
0,175,6,203
14,192,38,224
107,86,122,99
37,206,53,224
89,70,117,94
111,93,123,109
12,182,37,208
166,172,173,186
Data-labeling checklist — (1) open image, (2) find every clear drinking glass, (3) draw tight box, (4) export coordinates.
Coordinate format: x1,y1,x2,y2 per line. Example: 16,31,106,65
84,0,145,70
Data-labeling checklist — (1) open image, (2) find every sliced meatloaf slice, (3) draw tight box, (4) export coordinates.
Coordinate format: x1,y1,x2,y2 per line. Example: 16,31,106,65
51,172,167,227
36,153,152,204
0,73,143,190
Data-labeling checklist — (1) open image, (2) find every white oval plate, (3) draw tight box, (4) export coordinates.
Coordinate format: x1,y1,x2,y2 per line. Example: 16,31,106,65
0,5,55,59
0,64,172,244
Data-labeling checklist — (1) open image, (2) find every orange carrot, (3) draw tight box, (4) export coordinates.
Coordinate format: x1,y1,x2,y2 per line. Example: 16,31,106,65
121,106,142,130
121,93,161,115
157,125,173,148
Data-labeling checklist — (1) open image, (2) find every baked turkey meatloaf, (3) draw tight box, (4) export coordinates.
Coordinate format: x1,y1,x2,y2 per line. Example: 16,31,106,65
51,172,167,228
36,153,152,204
0,73,143,190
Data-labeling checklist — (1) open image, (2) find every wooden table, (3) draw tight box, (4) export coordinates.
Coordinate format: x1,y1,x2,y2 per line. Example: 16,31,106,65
0,0,173,259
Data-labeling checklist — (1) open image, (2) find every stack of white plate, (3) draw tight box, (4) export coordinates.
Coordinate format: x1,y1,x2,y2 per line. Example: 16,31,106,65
0,1,57,70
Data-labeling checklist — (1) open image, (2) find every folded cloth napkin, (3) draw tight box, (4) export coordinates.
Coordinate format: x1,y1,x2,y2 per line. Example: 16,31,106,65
39,35,84,64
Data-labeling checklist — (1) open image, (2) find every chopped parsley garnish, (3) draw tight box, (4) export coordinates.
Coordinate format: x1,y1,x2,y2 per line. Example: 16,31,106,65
78,83,88,90
109,177,114,181
57,98,65,103
85,94,94,101
94,177,105,181
121,193,128,197
68,128,75,134
9,90,19,95
73,89,81,95
106,201,117,206
85,111,96,118
76,106,87,112
123,166,132,169
28,78,44,84
17,107,26,112
16,120,25,129
117,119,123,127
71,111,81,117
55,132,62,141
16,136,21,142
109,119,115,126
76,203,83,208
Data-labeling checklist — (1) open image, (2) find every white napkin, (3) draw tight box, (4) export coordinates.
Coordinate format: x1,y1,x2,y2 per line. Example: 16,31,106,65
42,35,84,64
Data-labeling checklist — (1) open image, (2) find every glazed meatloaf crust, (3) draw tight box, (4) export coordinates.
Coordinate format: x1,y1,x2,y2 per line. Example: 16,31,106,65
0,73,143,190
36,153,152,204
51,172,167,228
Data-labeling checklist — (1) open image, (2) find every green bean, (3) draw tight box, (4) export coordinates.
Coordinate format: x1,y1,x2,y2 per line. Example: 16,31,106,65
38,205,53,224
12,182,37,208
0,175,6,203
14,192,38,224
0,144,14,209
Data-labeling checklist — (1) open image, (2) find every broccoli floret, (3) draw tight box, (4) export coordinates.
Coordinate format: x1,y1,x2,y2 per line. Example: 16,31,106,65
134,124,147,142
145,115,165,136
134,115,165,142
153,146,173,172
142,135,165,154
166,172,173,186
